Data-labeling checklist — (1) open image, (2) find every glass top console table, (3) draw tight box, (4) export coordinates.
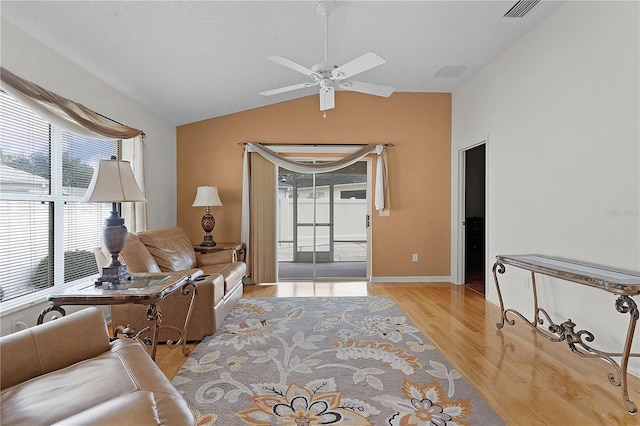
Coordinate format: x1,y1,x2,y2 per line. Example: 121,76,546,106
493,254,640,413
37,269,201,360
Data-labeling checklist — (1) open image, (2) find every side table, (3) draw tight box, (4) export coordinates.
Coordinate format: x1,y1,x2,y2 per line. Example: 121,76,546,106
37,270,201,361
194,242,246,262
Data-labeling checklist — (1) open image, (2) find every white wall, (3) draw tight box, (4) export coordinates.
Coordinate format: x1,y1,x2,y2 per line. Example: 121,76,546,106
452,1,639,373
0,19,177,334
0,19,177,230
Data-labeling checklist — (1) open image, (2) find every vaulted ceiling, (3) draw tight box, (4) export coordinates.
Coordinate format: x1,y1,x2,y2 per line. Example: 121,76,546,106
1,1,564,126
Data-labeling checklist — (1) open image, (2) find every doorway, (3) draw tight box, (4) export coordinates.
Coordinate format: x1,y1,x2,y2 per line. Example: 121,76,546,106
277,161,369,280
464,144,486,294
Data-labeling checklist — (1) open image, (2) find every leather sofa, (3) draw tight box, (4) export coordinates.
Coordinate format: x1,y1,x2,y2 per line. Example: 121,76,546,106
0,307,195,425
96,227,246,341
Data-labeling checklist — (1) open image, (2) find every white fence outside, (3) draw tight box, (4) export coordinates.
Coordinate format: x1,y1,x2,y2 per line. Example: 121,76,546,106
278,197,367,248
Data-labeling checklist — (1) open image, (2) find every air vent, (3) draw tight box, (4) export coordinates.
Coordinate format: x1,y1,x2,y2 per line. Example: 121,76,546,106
504,0,540,18
434,66,469,79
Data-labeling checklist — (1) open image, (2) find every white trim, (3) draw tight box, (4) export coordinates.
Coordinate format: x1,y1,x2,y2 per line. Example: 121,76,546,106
369,276,452,283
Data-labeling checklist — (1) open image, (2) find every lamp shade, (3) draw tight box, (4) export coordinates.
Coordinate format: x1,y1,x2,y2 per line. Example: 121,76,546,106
81,158,147,203
192,185,223,207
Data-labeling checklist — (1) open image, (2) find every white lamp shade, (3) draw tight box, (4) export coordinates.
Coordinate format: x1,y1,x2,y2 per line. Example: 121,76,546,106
192,185,223,207
81,158,147,203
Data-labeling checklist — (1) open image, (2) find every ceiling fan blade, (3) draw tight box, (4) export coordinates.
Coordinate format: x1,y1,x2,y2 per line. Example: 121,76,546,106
268,56,319,78
331,52,386,80
340,80,395,97
319,87,335,111
259,81,318,97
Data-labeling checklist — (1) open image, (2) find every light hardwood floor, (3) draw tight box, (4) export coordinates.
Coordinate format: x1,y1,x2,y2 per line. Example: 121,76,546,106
154,281,640,425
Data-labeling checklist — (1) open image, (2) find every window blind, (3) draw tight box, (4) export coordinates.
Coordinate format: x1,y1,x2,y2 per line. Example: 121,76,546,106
0,91,119,303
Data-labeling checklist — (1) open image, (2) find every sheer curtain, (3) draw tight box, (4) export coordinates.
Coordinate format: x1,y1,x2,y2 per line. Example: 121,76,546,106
121,135,148,233
241,142,390,283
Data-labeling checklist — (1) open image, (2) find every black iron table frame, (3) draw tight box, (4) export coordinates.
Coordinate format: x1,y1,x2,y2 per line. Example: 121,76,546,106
492,254,640,414
37,273,199,361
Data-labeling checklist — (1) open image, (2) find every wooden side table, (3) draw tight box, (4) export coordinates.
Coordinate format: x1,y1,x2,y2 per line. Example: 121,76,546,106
194,242,246,262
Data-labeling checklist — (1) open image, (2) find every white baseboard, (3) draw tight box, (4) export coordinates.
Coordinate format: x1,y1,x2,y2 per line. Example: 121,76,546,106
369,276,452,283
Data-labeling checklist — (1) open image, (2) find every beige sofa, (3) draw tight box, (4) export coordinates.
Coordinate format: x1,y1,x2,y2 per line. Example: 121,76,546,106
0,307,194,425
96,227,245,341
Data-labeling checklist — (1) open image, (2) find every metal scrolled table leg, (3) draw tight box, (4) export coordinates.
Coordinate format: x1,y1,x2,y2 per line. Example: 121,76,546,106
146,303,162,361
615,295,639,414
492,261,508,329
165,278,199,356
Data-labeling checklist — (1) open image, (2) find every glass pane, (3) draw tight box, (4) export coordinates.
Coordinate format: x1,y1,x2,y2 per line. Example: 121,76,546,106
277,171,294,262
64,201,108,282
61,132,117,197
313,172,332,263
278,161,368,280
0,92,51,196
0,200,52,302
61,132,117,282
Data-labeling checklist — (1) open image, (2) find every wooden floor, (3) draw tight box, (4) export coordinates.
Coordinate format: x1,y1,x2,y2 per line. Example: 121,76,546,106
154,281,640,425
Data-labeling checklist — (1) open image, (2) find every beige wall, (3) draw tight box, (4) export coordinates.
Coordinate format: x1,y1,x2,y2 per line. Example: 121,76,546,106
177,92,451,279
452,1,639,373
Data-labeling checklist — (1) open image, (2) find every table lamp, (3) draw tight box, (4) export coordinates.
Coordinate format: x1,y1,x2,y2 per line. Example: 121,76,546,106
81,156,147,285
192,185,223,246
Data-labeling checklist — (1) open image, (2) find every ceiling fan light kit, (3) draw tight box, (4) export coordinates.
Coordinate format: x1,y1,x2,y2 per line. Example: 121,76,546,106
259,1,395,115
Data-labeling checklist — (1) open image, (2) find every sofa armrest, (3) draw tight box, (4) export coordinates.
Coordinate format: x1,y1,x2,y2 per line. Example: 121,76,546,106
0,307,110,390
196,250,236,266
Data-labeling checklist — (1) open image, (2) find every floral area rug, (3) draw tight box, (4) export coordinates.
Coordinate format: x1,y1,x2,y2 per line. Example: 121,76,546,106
172,297,504,425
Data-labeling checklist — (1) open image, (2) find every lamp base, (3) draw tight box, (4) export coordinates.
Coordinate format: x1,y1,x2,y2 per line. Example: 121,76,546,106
200,212,216,247
96,264,131,286
200,234,217,247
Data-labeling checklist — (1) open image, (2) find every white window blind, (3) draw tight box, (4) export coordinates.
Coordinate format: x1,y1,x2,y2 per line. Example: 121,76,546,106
0,91,118,303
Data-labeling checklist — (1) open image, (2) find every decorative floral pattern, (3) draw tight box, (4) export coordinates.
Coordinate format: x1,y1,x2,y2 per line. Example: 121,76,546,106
172,297,503,425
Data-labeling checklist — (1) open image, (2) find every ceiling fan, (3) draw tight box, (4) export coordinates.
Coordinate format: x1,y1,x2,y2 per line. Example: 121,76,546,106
259,1,395,113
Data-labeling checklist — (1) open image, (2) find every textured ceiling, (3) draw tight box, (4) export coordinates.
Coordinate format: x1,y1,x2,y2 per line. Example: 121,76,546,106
1,1,564,126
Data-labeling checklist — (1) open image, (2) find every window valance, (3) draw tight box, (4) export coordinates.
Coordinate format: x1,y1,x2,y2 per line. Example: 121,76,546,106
243,142,389,210
0,67,143,140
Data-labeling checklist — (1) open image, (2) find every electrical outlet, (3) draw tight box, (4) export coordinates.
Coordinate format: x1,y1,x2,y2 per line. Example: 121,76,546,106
412,253,418,262
11,318,27,332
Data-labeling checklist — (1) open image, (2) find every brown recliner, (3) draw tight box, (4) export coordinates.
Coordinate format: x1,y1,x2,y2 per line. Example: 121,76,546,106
97,227,245,342
0,307,195,425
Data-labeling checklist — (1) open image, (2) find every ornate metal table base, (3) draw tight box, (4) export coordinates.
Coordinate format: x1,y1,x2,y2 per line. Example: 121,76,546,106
37,272,199,362
145,280,198,360
493,255,640,414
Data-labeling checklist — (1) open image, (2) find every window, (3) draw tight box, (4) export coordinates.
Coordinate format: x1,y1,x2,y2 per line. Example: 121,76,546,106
0,91,119,303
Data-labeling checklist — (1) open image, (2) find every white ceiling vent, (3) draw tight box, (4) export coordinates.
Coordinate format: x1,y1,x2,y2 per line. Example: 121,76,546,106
434,66,469,79
504,0,540,18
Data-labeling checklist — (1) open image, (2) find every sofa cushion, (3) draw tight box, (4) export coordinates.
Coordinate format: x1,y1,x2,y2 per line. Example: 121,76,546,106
137,227,197,272
199,261,246,293
119,233,162,273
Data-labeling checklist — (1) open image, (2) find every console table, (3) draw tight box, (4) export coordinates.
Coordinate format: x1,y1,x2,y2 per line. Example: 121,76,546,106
492,255,640,413
37,270,200,361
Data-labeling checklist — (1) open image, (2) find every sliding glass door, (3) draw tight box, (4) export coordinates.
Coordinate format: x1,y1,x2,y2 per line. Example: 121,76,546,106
278,161,369,280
